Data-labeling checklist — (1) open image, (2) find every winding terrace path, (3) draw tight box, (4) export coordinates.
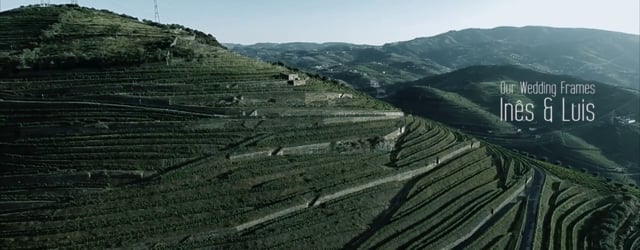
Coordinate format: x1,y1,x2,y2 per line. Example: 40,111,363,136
0,98,229,118
519,166,545,250
168,140,479,244
155,141,480,246
446,165,544,250
446,173,532,250
234,141,480,232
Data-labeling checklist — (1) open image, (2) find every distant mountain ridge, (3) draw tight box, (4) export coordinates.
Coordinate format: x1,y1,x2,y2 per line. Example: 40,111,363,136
231,26,640,92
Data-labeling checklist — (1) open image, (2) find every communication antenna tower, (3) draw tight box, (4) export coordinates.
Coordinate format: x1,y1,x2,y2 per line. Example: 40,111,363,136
71,0,78,4
153,0,160,22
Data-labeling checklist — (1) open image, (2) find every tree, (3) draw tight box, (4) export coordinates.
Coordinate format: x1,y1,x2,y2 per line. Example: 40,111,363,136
18,48,41,69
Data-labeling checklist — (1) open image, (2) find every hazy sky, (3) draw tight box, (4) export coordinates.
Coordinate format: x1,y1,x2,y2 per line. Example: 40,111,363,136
2,0,639,45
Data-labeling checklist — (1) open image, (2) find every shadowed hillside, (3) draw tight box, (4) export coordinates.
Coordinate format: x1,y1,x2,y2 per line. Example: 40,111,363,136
387,65,640,186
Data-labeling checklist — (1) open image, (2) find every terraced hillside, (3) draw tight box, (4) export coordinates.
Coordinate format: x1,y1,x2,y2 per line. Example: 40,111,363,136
1,5,638,249
532,166,640,250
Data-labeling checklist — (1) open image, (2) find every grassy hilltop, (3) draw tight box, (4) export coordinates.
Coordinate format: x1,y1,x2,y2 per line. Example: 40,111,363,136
0,5,639,249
